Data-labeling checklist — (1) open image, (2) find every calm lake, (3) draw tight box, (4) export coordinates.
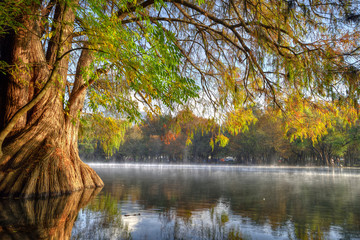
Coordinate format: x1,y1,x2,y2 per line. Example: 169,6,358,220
75,164,360,240
1,164,360,240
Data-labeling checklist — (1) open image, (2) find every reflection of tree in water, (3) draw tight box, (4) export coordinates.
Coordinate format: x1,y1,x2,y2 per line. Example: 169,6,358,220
71,194,131,240
0,188,101,240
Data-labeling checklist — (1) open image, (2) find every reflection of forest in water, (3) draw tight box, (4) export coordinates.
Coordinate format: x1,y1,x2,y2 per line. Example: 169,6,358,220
1,166,360,239
72,166,360,240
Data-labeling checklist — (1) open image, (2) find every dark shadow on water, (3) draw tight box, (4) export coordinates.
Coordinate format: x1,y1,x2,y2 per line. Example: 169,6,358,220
0,188,102,240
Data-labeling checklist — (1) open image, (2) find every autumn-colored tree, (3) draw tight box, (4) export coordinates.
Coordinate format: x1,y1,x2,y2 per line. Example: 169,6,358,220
0,0,198,197
226,109,286,165
112,110,220,162
1,0,359,197
116,125,148,161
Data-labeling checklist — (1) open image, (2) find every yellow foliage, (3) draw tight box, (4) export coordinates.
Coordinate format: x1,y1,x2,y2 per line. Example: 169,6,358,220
225,107,258,135
273,95,358,143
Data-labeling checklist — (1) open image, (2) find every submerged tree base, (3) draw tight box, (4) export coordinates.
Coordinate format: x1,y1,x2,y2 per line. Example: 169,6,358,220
0,134,104,198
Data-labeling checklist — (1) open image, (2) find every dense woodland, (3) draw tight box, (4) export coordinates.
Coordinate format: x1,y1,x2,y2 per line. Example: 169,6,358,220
79,109,360,166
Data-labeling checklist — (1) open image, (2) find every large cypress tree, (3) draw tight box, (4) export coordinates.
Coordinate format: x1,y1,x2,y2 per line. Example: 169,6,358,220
0,0,358,197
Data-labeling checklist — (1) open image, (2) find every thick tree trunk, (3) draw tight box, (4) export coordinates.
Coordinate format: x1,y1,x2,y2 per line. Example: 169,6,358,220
0,118,104,198
0,1,103,198
0,74,104,197
0,66,104,197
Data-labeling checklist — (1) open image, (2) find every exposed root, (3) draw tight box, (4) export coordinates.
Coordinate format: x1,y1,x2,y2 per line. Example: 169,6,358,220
0,138,103,198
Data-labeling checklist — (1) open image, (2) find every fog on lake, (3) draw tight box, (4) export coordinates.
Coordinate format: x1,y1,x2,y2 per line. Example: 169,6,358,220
1,164,360,240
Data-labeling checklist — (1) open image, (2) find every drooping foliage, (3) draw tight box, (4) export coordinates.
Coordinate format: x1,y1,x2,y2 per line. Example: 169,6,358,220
84,109,360,166
1,0,359,156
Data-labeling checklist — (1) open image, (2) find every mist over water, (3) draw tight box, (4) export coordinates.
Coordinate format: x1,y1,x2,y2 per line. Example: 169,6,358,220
71,164,360,239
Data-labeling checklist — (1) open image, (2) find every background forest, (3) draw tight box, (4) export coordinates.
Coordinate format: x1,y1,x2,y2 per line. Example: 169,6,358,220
79,108,360,167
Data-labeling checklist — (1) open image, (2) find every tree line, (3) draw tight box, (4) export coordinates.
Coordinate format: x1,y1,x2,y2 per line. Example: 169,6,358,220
79,109,360,167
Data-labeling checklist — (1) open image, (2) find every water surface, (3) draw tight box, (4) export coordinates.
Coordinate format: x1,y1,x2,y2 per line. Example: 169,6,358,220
71,164,360,240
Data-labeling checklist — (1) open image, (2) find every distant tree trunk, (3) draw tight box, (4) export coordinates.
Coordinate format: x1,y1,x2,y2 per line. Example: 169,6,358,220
183,145,189,163
311,144,331,166
0,1,103,198
319,151,330,166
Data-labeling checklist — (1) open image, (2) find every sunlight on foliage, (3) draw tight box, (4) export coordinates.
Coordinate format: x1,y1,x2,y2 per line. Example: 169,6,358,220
79,0,200,122
75,0,360,150
79,113,130,156
225,108,258,136
274,96,359,143
3,0,358,155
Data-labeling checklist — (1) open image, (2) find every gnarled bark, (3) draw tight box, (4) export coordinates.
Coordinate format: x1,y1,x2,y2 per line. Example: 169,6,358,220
0,47,104,197
0,131,104,198
0,0,103,198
